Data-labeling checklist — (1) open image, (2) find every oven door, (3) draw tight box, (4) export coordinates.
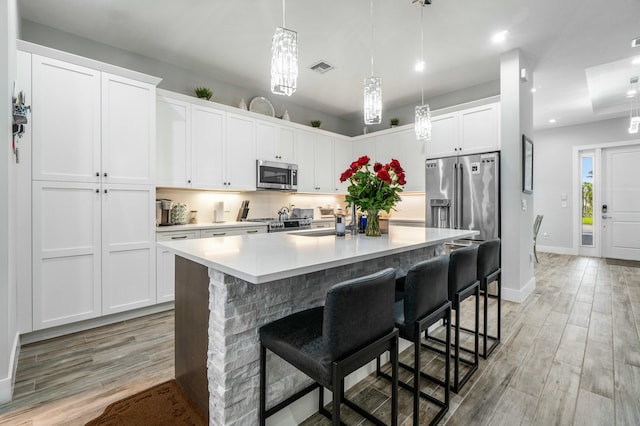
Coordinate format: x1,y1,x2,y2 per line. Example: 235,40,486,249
256,160,298,190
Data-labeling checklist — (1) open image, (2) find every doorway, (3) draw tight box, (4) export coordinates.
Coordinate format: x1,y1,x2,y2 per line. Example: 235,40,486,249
580,153,594,248
601,144,640,261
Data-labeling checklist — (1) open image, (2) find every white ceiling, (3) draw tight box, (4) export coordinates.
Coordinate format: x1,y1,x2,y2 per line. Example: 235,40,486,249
18,0,640,130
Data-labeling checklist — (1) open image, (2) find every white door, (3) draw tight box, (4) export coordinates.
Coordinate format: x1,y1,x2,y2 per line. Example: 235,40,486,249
256,121,279,160
191,104,225,189
295,129,317,192
102,73,156,185
279,126,296,163
32,181,102,329
157,95,191,187
31,55,101,183
102,184,156,314
426,112,458,159
334,141,351,193
459,103,500,155
602,144,640,260
314,135,335,193
226,113,256,190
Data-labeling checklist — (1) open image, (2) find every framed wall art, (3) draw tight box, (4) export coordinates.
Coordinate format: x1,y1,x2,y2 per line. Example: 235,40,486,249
522,135,534,194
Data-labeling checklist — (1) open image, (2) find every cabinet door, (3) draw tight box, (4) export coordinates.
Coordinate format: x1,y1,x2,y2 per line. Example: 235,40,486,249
294,130,316,192
200,226,266,238
157,96,191,187
334,141,351,193
314,135,335,193
426,113,458,159
32,55,101,183
32,181,102,329
102,73,156,184
156,230,199,303
191,104,225,189
459,103,500,155
374,133,399,164
102,184,156,314
279,126,296,163
352,137,376,162
400,129,427,192
226,113,256,190
256,121,279,160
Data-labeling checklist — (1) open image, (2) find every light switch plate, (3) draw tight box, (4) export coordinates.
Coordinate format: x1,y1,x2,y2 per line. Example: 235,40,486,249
521,199,527,211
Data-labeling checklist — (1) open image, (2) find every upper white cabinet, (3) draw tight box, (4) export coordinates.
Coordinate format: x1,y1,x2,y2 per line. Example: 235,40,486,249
295,130,335,193
157,95,191,187
374,129,426,193
426,102,500,159
333,141,351,193
256,121,295,163
32,55,101,183
156,92,256,191
31,55,156,184
101,73,156,184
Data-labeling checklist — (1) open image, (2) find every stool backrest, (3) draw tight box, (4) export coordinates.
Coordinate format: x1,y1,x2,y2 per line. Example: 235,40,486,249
448,245,479,298
323,268,396,363
403,256,449,324
533,215,544,240
477,239,501,279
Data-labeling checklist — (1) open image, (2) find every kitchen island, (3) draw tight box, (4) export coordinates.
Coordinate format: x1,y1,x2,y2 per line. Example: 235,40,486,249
159,226,478,425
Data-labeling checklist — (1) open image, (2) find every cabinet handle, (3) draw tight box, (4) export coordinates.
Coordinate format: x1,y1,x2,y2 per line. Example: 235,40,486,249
95,189,100,193
211,232,226,236
316,225,326,228
188,179,191,184
171,235,188,240
104,172,108,177
246,230,258,233
104,189,108,194
96,172,100,177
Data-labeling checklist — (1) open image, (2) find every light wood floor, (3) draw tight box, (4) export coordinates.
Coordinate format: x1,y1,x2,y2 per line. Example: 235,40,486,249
1,253,639,425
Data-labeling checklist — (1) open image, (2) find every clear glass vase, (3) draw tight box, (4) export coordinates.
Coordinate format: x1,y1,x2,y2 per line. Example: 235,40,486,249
365,210,381,237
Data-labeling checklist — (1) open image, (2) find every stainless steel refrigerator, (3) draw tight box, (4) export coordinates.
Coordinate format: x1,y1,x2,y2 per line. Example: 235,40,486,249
425,152,500,242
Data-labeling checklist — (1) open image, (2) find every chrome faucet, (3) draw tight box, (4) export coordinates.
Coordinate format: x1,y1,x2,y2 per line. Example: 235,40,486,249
345,204,358,234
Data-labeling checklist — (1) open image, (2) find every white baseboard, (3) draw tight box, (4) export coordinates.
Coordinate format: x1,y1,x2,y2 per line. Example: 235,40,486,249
0,332,20,404
503,276,536,303
537,245,578,256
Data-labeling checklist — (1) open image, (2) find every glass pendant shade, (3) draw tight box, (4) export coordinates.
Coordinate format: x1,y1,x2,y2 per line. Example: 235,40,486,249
629,116,640,134
415,104,432,141
364,76,382,124
271,27,298,96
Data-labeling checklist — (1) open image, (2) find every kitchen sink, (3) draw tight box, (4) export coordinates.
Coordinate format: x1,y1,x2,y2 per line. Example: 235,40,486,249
288,229,337,237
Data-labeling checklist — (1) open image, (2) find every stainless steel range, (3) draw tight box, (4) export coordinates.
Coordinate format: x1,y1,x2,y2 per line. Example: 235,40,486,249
243,217,312,232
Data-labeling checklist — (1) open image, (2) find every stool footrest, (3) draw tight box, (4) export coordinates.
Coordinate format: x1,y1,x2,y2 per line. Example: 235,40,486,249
264,382,320,419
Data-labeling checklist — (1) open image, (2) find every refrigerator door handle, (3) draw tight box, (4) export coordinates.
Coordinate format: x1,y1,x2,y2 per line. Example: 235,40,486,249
457,163,463,229
452,163,458,229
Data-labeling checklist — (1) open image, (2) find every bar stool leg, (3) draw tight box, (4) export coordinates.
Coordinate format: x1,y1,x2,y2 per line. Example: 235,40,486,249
445,306,451,409
391,337,398,426
413,330,420,426
454,296,461,392
475,286,480,368
260,344,266,426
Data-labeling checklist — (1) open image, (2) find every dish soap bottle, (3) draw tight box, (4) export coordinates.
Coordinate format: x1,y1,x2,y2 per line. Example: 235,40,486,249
335,208,346,237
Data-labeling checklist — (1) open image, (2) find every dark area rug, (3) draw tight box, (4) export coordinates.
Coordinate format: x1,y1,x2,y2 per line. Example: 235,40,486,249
605,258,640,268
86,380,206,426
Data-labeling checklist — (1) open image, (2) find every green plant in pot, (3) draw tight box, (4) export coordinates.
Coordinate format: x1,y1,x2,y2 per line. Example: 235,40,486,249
194,87,213,100
390,118,399,127
310,120,322,128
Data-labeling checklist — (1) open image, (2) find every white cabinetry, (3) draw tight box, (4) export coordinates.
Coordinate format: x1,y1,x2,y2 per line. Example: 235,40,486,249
334,141,352,193
191,104,225,189
426,102,500,159
157,96,191,187
27,47,160,330
226,113,256,190
256,121,295,163
295,130,335,193
373,129,425,192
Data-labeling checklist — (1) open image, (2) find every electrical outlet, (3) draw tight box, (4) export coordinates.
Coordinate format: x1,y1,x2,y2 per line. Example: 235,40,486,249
543,232,549,239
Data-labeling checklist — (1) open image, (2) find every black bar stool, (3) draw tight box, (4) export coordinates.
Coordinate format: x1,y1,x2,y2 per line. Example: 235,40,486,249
477,238,501,358
259,268,399,426
424,245,479,393
377,256,451,426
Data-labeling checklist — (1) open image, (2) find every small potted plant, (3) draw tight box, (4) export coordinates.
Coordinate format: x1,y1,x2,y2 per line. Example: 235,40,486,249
194,87,213,100
310,120,322,128
390,118,399,128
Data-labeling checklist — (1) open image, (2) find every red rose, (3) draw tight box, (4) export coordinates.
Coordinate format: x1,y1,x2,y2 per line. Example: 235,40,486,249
398,175,406,186
377,169,391,183
384,163,391,172
350,161,359,171
340,169,354,182
390,158,404,173
357,155,370,166
373,162,383,172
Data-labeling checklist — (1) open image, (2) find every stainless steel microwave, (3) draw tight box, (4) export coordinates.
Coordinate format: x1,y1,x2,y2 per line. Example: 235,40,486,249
256,160,298,191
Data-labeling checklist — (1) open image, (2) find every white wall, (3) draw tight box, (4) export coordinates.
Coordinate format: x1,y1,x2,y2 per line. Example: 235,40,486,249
533,117,639,251
1,0,19,404
20,20,353,136
500,49,535,303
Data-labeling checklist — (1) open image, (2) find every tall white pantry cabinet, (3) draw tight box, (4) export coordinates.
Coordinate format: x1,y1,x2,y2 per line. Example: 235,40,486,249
19,42,161,331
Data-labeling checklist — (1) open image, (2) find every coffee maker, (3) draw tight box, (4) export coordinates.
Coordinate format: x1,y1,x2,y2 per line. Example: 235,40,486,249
157,199,173,226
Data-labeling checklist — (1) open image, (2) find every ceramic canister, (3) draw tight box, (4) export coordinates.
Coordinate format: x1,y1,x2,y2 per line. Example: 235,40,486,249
171,203,188,224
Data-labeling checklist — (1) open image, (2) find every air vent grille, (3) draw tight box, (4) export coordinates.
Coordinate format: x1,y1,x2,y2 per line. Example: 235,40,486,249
309,61,334,74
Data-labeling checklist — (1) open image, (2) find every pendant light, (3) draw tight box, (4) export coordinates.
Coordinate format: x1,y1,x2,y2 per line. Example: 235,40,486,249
414,2,432,140
271,0,298,96
364,0,382,124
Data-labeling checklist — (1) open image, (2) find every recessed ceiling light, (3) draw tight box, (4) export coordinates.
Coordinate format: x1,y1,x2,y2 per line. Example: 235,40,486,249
492,30,508,43
415,61,425,72
549,119,557,124
633,58,640,65
531,88,537,93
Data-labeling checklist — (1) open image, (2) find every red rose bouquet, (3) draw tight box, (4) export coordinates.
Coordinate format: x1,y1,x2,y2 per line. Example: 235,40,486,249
339,156,406,235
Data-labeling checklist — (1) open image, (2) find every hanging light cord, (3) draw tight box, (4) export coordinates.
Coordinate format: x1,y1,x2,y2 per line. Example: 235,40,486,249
420,4,424,105
370,0,374,77
282,0,286,27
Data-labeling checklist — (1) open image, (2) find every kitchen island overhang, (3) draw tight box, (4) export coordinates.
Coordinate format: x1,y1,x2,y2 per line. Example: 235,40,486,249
159,226,478,425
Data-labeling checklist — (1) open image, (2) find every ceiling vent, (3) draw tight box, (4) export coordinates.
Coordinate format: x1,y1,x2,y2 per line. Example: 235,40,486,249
309,60,334,74
633,37,640,48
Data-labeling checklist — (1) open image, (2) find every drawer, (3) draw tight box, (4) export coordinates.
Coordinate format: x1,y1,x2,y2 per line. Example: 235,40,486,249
157,230,200,241
200,226,266,238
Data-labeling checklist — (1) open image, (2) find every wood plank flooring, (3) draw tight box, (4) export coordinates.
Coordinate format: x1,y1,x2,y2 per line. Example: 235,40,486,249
1,253,639,425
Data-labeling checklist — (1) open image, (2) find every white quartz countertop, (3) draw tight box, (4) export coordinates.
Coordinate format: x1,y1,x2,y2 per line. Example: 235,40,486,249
156,221,267,233
158,226,478,284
